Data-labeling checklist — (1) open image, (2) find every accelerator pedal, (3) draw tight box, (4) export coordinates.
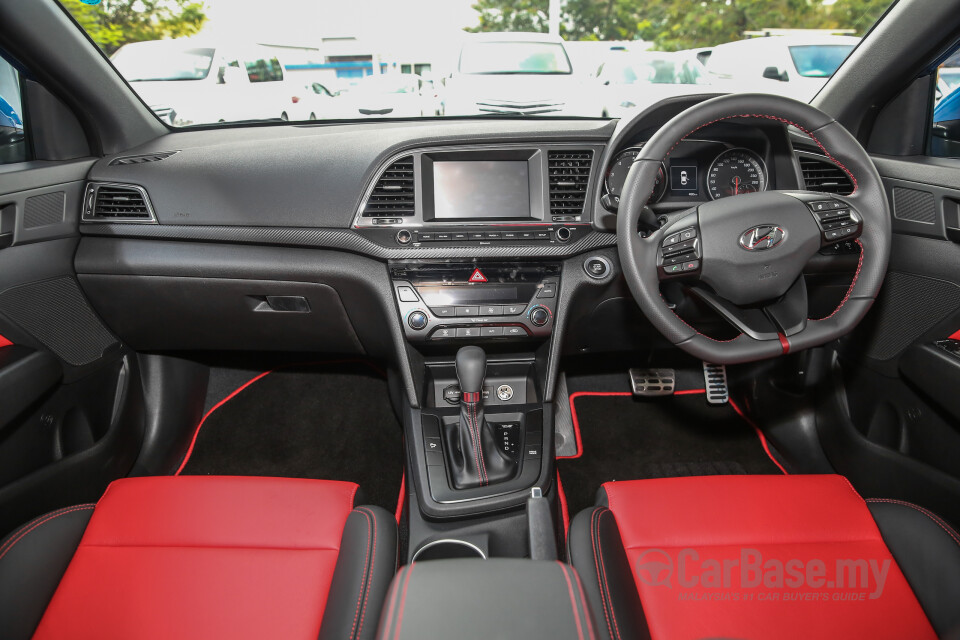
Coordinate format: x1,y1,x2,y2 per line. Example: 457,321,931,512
629,368,675,397
703,363,729,404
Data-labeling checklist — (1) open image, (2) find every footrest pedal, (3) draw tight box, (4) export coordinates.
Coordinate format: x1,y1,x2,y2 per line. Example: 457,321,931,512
629,368,675,397
703,362,729,404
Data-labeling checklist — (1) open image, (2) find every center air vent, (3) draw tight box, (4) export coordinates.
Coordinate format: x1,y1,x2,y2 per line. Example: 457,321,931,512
83,183,156,223
363,156,415,217
109,150,179,166
548,150,593,220
798,153,854,195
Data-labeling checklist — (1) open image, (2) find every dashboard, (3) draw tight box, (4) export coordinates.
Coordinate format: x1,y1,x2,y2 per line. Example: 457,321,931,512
73,95,849,372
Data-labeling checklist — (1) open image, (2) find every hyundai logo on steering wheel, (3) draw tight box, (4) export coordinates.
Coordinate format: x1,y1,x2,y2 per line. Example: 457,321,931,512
739,225,785,251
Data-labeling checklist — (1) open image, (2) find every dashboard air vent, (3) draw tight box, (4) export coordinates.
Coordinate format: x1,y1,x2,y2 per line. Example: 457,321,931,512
799,154,854,195
83,183,156,223
363,156,415,217
548,150,593,219
109,150,179,166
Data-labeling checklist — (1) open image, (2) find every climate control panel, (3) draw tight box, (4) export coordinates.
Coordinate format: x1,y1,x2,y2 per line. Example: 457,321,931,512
391,262,559,343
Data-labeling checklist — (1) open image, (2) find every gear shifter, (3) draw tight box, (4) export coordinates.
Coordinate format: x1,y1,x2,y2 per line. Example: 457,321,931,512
447,346,518,489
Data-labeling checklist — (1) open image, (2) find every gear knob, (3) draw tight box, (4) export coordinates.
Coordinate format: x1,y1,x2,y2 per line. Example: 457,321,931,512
456,346,486,395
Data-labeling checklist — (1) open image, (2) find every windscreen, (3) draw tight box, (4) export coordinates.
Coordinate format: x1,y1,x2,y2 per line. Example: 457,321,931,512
59,0,894,126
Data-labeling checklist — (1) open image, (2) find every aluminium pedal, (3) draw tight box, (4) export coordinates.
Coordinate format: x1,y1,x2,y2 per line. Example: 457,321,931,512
629,368,675,397
703,362,729,404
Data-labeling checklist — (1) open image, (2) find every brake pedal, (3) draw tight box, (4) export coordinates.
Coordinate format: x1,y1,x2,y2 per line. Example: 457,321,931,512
629,368,675,397
703,363,729,404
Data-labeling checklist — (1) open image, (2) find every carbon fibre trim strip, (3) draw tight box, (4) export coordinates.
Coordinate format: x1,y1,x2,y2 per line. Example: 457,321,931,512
80,224,617,259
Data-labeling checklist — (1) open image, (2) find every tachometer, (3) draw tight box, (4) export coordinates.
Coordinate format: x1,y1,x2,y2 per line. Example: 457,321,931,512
706,149,767,200
604,148,667,208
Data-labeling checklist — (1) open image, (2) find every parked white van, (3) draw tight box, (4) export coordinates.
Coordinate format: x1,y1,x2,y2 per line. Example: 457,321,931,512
111,39,290,126
704,35,860,102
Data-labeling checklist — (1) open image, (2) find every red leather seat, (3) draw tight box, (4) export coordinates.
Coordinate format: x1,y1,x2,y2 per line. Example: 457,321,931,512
568,474,960,640
0,476,397,640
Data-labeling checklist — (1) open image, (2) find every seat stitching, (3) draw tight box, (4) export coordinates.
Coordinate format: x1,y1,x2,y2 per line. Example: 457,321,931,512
393,563,414,640
0,505,95,563
0,504,94,556
349,509,373,640
866,498,960,549
598,509,624,640
570,561,599,640
378,566,403,640
590,507,621,640
355,507,378,639
556,561,586,640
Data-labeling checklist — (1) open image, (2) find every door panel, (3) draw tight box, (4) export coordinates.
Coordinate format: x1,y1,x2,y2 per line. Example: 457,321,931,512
0,162,144,535
835,154,960,501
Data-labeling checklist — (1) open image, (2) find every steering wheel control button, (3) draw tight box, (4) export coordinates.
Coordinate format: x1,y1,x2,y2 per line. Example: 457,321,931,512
397,286,419,302
496,385,515,401
407,311,428,330
679,228,697,241
529,306,551,327
584,256,611,279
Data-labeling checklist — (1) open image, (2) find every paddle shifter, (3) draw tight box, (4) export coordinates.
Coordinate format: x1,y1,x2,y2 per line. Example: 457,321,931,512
448,346,518,489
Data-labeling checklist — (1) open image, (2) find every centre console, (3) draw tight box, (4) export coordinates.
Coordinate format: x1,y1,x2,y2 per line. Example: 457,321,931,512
391,262,560,343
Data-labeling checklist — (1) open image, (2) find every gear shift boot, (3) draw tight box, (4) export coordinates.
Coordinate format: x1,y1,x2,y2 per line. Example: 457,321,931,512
446,346,518,489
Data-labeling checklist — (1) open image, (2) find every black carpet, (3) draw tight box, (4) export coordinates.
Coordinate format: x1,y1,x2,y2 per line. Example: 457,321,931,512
558,394,783,516
180,362,403,512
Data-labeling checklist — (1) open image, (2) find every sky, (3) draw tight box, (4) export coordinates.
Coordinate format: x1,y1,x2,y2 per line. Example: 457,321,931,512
200,0,479,48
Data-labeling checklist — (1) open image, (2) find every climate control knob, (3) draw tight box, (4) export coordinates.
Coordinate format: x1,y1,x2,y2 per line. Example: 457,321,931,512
529,306,550,327
407,311,428,331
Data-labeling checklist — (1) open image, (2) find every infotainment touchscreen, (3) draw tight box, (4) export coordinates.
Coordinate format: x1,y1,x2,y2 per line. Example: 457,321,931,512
432,161,531,219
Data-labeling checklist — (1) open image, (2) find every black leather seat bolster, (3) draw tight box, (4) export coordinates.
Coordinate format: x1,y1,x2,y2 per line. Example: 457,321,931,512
868,499,960,637
376,559,595,640
568,506,651,640
319,505,398,640
0,504,95,640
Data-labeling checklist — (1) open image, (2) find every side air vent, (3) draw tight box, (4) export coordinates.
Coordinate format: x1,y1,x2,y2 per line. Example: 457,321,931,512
109,150,179,166
798,153,854,195
362,156,415,217
82,183,157,223
548,150,593,220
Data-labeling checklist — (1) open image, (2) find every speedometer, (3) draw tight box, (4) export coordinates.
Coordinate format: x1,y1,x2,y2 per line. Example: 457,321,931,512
604,148,667,207
706,149,767,200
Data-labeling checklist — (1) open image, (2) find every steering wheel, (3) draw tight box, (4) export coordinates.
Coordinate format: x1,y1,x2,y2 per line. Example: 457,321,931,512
617,93,891,364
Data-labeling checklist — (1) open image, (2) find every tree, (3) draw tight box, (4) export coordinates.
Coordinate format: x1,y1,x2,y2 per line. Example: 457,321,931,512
825,0,891,35
62,0,207,54
466,0,550,34
466,0,891,50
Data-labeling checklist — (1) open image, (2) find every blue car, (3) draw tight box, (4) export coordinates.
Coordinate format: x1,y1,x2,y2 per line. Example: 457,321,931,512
0,92,23,130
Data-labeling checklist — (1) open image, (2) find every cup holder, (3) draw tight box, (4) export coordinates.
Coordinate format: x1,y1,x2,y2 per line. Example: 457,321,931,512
411,539,487,562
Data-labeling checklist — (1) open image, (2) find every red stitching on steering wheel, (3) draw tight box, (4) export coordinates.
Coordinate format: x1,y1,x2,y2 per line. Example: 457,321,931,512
648,111,860,344
658,113,858,196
